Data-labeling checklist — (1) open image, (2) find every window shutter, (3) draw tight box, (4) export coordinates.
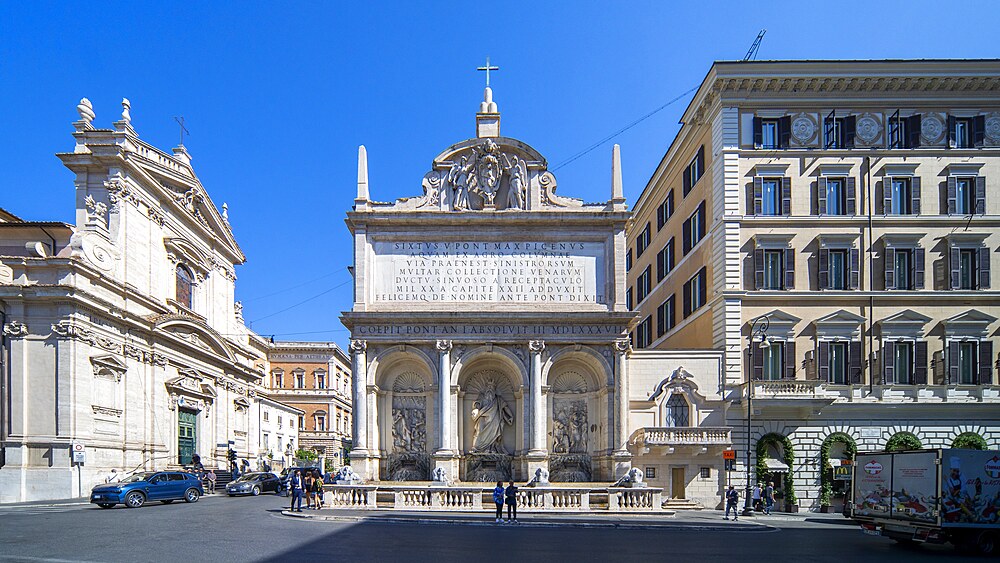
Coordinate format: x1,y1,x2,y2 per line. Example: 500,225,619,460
881,179,892,215
975,176,986,215
754,247,764,289
947,115,956,148
914,341,928,385
850,248,860,290
696,146,705,179
906,114,921,148
779,116,791,148
979,341,994,385
914,247,925,289
752,177,763,215
950,245,961,289
683,166,692,195
783,247,795,290
682,217,692,254
974,115,986,147
910,176,921,215
948,340,959,384
752,116,762,149
682,280,691,318
882,341,895,385
824,111,834,148
780,177,792,215
884,246,896,290
818,248,830,289
979,246,991,290
697,201,707,241
667,238,675,271
750,340,764,380
784,341,796,380
818,341,830,382
817,177,828,215
844,115,857,148
947,176,957,215
846,177,857,215
698,268,707,305
849,340,863,384
887,110,899,148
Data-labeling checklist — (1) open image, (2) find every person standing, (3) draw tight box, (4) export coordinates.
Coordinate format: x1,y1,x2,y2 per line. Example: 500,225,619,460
313,470,325,509
206,469,217,494
504,481,518,524
752,483,762,512
304,472,314,509
289,470,304,512
725,485,739,520
492,481,505,524
764,481,775,515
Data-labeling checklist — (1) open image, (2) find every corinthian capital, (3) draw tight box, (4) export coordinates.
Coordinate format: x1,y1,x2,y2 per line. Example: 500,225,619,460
614,338,631,353
528,340,546,353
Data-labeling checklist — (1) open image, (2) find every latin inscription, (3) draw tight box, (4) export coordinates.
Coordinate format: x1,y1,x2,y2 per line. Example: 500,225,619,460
372,241,604,304
355,324,625,337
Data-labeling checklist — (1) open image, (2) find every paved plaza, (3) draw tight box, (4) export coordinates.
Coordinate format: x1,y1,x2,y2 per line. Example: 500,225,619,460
0,494,973,562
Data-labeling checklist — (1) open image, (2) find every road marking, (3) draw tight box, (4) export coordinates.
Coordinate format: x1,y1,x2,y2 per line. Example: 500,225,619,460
0,556,102,563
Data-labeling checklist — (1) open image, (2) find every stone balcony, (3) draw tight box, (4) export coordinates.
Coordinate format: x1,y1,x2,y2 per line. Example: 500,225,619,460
739,381,1000,414
632,427,732,448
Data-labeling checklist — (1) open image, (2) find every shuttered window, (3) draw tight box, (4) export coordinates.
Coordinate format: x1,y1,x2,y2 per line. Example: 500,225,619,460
885,246,925,290
682,201,707,254
636,223,651,257
656,190,674,230
887,111,922,149
656,238,674,282
947,176,986,215
950,245,990,290
886,177,919,215
824,112,856,149
656,295,675,338
682,146,705,196
754,246,794,290
948,340,994,385
949,116,984,148
636,316,653,348
682,267,707,318
637,266,652,303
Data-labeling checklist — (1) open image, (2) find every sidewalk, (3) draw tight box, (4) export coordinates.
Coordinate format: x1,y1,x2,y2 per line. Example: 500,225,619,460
280,507,775,531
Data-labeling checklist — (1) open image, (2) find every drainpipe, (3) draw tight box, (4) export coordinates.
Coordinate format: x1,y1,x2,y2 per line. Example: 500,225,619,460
865,155,874,395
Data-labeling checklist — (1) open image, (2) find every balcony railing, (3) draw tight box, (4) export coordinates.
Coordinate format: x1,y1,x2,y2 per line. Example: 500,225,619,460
743,381,1000,403
633,427,732,447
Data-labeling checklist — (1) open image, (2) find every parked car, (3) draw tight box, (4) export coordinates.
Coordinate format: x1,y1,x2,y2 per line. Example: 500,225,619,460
226,472,282,496
90,471,204,509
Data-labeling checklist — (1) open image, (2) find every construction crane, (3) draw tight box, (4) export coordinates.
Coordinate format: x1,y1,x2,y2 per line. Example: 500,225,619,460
743,29,766,61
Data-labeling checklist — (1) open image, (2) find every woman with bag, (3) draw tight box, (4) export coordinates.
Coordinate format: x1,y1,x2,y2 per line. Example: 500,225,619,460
492,481,505,524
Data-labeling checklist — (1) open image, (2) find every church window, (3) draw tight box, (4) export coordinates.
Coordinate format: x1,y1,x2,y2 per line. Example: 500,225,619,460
175,265,194,309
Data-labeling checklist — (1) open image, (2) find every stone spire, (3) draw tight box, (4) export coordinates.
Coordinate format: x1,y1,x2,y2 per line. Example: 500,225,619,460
355,145,370,210
611,144,626,211
476,87,500,138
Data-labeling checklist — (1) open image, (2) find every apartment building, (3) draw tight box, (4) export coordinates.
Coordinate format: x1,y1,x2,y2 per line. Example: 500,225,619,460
626,60,1000,510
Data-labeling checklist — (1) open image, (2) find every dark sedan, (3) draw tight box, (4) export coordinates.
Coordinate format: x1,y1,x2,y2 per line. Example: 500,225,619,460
226,472,282,496
90,471,203,508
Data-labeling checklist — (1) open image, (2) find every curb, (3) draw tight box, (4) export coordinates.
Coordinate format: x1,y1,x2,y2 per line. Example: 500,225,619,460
278,510,774,531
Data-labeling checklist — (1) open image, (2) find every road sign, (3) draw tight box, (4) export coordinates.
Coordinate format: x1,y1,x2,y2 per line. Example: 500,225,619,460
73,451,86,464
723,449,736,460
72,442,85,453
724,459,736,471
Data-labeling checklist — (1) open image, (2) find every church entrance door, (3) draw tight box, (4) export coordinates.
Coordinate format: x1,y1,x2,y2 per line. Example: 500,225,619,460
671,467,686,499
178,409,197,465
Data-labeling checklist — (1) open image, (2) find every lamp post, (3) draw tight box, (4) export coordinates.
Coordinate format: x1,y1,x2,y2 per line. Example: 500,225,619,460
743,314,770,516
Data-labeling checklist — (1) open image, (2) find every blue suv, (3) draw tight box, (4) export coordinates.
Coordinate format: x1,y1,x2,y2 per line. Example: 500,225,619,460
91,471,204,508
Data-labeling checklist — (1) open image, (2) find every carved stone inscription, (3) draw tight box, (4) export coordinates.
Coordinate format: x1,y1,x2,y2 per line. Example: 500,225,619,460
372,241,604,304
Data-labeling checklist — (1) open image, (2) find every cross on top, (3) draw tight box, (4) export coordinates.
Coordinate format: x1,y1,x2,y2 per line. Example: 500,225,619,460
174,116,190,146
477,56,499,88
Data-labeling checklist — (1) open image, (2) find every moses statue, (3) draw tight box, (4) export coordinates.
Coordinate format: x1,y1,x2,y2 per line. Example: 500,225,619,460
470,378,513,454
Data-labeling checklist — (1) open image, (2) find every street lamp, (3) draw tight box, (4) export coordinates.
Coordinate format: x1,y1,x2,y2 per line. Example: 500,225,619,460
743,314,770,516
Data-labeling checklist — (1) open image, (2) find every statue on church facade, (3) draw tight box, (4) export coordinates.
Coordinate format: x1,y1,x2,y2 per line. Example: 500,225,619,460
503,154,527,210
470,378,513,454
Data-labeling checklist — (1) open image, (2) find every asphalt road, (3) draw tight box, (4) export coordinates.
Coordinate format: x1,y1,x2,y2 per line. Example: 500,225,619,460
0,494,975,562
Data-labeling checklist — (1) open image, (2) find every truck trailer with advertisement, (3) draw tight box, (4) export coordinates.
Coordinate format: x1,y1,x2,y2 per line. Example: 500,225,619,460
851,449,1000,555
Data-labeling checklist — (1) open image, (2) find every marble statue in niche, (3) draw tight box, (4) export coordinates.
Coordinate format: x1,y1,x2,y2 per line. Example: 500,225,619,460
391,395,426,453
471,377,513,454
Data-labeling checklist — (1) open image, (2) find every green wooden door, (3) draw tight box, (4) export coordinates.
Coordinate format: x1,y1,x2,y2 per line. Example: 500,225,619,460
178,410,197,465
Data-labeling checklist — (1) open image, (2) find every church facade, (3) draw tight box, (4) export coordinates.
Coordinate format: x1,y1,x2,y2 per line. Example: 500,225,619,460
343,88,636,483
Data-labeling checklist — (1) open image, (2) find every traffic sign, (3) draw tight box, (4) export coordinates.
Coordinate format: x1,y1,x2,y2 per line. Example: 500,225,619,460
723,449,736,460
72,442,86,453
73,451,86,464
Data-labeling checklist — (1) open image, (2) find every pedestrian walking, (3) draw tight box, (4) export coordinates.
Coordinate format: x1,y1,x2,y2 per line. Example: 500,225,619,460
492,481,505,524
764,481,775,515
313,470,325,509
724,485,739,520
504,481,518,523
289,470,304,512
304,472,314,509
752,483,762,512
206,469,217,494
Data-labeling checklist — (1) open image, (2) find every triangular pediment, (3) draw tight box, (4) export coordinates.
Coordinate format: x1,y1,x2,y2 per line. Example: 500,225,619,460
815,309,867,326
759,310,801,325
944,309,997,326
881,309,932,326
90,354,128,373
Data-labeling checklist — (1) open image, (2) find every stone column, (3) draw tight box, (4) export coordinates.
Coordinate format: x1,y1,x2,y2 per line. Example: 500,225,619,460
435,339,453,453
349,339,369,454
612,338,633,479
528,340,546,455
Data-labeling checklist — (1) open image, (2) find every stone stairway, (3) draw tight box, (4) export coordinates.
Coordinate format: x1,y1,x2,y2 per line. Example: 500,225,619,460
661,498,704,510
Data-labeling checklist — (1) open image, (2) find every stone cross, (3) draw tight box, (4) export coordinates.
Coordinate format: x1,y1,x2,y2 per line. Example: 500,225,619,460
477,56,499,88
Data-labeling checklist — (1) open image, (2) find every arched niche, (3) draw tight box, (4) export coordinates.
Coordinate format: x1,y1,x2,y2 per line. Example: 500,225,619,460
544,350,608,482
369,346,436,480
455,351,525,481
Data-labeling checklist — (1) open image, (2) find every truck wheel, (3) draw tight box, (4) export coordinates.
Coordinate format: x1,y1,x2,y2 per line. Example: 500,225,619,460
974,531,996,556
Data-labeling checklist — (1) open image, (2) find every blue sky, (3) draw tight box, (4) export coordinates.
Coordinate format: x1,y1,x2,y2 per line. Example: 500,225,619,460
1,1,997,348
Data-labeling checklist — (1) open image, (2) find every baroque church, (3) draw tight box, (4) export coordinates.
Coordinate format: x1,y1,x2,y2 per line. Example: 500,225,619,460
0,99,301,502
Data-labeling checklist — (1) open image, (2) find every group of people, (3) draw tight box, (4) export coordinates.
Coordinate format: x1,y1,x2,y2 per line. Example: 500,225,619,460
492,481,519,524
288,469,326,512
725,481,776,520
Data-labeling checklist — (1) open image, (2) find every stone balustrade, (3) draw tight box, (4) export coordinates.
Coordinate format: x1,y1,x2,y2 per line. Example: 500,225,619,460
745,381,1000,404
608,487,662,511
636,427,732,447
323,485,660,512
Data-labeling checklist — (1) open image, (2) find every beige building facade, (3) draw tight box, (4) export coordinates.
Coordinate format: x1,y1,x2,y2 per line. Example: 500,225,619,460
628,60,1000,510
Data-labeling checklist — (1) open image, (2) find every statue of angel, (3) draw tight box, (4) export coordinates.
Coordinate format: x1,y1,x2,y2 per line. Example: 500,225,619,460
503,154,527,210
448,155,474,210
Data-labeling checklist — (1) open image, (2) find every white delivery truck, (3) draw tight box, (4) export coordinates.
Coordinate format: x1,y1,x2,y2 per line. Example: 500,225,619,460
851,449,1000,555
